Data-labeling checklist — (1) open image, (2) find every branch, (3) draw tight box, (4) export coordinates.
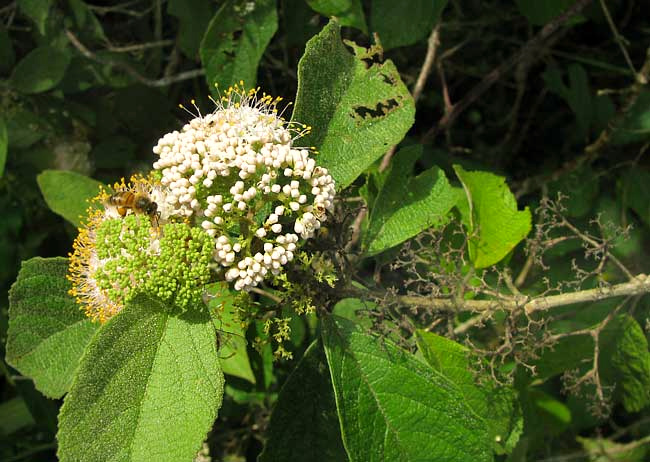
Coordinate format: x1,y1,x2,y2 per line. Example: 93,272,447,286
65,29,204,88
421,0,594,143
107,39,173,53
412,24,441,104
384,273,650,316
378,24,441,173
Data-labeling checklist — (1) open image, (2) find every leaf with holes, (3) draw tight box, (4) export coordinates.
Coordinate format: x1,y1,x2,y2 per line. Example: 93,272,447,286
200,0,277,93
293,20,415,188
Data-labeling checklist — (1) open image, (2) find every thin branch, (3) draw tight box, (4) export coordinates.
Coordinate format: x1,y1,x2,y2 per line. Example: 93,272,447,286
422,0,594,143
536,434,650,462
65,29,204,87
88,0,151,17
378,24,441,173
453,311,493,335
412,24,441,104
107,39,173,53
599,0,637,77
248,287,283,304
344,206,367,253
0,2,16,16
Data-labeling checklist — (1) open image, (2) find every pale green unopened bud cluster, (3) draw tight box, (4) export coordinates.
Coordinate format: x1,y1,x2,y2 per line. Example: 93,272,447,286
91,215,212,315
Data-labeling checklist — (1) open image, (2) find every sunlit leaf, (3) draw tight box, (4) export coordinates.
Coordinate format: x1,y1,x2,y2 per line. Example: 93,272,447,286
454,165,531,268
322,315,493,462
57,294,224,462
293,20,415,188
6,257,99,398
365,145,459,255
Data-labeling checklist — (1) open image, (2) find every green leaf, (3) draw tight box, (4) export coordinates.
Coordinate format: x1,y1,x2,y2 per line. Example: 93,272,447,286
532,315,650,412
600,315,650,413
13,380,59,435
621,167,650,227
259,341,347,462
57,294,225,462
306,0,367,33
0,116,7,178
206,283,255,384
200,0,278,93
252,319,275,389
293,20,415,188
9,46,71,94
5,257,99,398
6,108,46,149
17,0,53,35
543,64,593,137
67,0,106,41
0,397,35,435
168,0,214,58
322,315,493,462
548,165,599,218
37,170,103,228
453,165,531,268
371,0,448,50
416,330,521,455
516,387,571,451
365,145,459,255
532,335,593,381
516,0,580,26
610,90,650,145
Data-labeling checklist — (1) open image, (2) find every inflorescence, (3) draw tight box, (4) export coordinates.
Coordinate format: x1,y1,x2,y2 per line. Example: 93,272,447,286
68,84,335,323
152,83,335,291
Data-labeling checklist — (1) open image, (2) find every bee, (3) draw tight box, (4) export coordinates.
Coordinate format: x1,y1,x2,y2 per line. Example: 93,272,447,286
313,203,327,220
107,191,160,225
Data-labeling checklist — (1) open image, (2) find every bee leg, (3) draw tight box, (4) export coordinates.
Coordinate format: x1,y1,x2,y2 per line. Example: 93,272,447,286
117,207,127,217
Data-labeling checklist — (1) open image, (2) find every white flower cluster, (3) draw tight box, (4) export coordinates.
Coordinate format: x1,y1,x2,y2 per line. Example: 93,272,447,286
151,87,336,291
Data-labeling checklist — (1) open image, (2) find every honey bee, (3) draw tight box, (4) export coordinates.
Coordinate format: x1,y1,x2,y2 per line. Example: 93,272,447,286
107,191,159,225
313,203,327,220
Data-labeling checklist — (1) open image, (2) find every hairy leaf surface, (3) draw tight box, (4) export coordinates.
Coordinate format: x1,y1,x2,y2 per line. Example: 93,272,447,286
6,257,98,398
